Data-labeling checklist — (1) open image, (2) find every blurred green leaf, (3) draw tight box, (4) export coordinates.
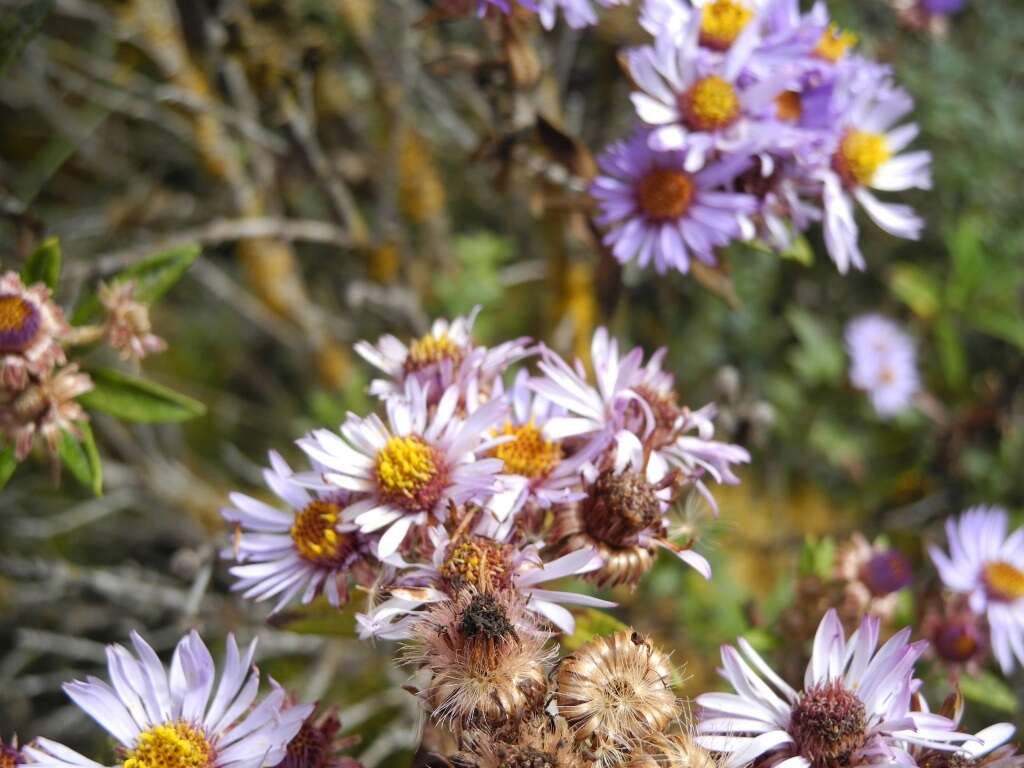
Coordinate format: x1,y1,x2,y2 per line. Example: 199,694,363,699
79,367,205,423
562,608,630,653
778,233,814,266
73,244,200,324
0,444,16,490
0,0,54,77
787,308,844,385
57,424,102,495
946,217,987,311
269,599,357,636
934,316,967,390
889,264,941,320
960,670,1019,714
968,307,1024,351
21,236,62,291
798,535,836,580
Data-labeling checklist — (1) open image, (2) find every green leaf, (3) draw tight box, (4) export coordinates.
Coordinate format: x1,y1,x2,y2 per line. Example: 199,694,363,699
960,670,1019,714
934,316,967,390
79,367,205,423
21,236,62,291
73,244,199,324
0,444,16,490
58,424,102,495
0,0,54,77
946,217,987,311
798,535,836,580
889,264,941,320
778,233,814,266
787,308,845,386
268,599,357,636
562,608,630,653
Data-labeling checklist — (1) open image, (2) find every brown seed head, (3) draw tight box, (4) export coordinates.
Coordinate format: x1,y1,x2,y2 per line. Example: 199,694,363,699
789,679,868,767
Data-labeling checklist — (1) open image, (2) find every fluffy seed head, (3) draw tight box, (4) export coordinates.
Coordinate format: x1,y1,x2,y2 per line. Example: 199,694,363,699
453,715,581,768
629,732,718,768
404,590,552,731
555,631,677,744
789,680,868,767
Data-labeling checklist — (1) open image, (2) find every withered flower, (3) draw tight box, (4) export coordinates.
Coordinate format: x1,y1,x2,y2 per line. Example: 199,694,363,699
0,364,93,459
273,709,362,768
453,714,583,768
99,280,167,361
403,589,553,732
555,631,677,745
628,731,717,768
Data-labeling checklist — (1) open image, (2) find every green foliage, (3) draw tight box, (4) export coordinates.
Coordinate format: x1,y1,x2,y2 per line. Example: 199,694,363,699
960,670,1019,715
73,244,200,324
0,444,16,490
79,367,205,423
21,236,61,291
562,608,630,653
0,0,54,77
57,424,102,496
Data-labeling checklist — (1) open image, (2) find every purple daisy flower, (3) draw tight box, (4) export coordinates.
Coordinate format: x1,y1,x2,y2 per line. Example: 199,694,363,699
845,314,920,418
478,0,625,29
928,506,1024,674
22,631,312,768
220,451,379,613
590,129,757,274
297,380,509,559
697,609,969,768
0,271,68,391
816,66,932,272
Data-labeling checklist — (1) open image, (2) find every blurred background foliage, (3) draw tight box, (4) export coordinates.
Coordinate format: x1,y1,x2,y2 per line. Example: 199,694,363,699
0,0,1022,764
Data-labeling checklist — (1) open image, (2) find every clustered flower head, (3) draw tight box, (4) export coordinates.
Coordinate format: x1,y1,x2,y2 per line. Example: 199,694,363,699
589,0,931,276
222,307,750,635
845,313,920,418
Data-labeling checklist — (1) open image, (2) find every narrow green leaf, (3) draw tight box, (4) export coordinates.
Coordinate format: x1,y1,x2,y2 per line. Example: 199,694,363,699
960,670,1019,714
787,308,844,386
0,444,17,490
73,244,199,324
79,367,205,423
0,0,55,77
562,608,630,653
889,264,941,320
58,426,101,495
935,316,966,390
779,233,814,266
21,236,62,291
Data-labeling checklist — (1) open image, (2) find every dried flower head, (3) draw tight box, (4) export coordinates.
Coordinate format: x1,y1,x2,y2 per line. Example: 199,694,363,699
0,363,92,459
555,631,677,745
403,590,553,731
0,271,68,391
273,709,362,768
99,281,167,361
628,732,717,768
453,714,583,768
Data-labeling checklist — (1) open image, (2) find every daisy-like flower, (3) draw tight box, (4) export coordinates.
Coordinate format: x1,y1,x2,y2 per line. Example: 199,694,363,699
2,738,24,768
99,281,167,362
845,314,920,418
912,702,1023,768
590,129,758,274
697,609,967,768
928,506,1024,674
0,363,93,459
818,70,932,272
221,451,378,613
534,0,628,29
272,708,362,768
358,519,612,638
23,631,313,768
627,15,793,164
0,271,68,391
354,306,530,405
833,533,913,625
298,381,508,559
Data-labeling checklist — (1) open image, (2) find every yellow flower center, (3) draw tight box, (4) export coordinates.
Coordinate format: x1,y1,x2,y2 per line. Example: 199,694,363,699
290,500,350,566
494,421,563,479
699,0,754,50
984,561,1024,602
440,538,510,591
636,169,696,221
375,435,444,510
682,76,741,132
405,332,464,374
834,130,890,187
815,24,857,62
775,91,803,123
123,723,212,768
0,296,31,333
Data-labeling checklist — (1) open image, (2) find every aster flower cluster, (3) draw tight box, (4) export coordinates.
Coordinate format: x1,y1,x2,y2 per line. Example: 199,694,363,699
222,307,750,637
845,313,920,418
589,0,932,276
1,242,193,481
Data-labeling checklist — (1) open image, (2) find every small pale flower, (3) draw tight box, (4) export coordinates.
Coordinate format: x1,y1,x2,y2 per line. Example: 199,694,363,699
845,314,920,418
928,506,1024,673
0,271,68,391
298,381,508,558
99,281,167,361
22,631,313,768
221,451,378,613
697,609,968,768
0,363,93,459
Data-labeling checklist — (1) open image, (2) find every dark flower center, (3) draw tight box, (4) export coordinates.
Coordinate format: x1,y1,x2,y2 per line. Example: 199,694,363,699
583,471,662,546
460,592,516,641
931,617,982,663
790,680,868,767
636,169,695,221
860,550,912,597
